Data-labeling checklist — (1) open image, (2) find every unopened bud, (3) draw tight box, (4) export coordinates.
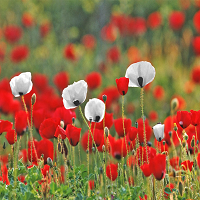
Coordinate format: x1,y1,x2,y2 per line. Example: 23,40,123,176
92,147,95,152
47,157,53,167
183,133,188,141
191,136,195,147
168,131,172,137
171,98,179,112
174,123,178,131
102,145,105,152
41,154,44,159
132,150,135,155
135,122,138,128
3,142,6,149
102,95,107,103
104,127,109,137
72,117,75,124
86,149,89,154
60,121,64,129
163,141,166,145
182,139,186,148
31,93,36,105
147,141,152,147
179,182,183,196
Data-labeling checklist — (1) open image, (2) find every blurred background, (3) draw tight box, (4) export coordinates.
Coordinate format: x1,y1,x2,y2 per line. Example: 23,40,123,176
0,0,200,124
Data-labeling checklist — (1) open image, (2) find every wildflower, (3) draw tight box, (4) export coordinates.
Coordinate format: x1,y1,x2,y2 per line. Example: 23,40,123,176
170,156,179,170
5,129,17,145
149,154,166,180
153,85,165,100
190,110,200,126
86,72,102,90
40,21,51,38
153,123,165,142
0,120,13,135
116,77,129,95
114,118,132,137
53,71,69,92
147,12,162,29
54,125,67,139
11,45,29,63
32,73,49,93
148,111,158,121
193,10,200,33
66,124,81,146
10,72,33,97
169,11,185,30
192,37,200,55
63,43,77,61
176,111,191,129
164,184,174,199
106,163,118,181
125,61,156,88
107,46,120,63
22,13,34,28
4,25,22,43
140,163,152,177
85,98,105,123
181,160,193,171
111,138,128,159
62,80,88,109
15,110,28,136
82,34,96,49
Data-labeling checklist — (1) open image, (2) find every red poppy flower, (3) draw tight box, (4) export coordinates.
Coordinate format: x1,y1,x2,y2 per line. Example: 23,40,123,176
184,80,195,94
191,66,200,84
111,14,126,35
86,72,102,90
139,195,147,200
176,111,191,129
154,139,168,153
181,160,193,171
37,139,54,164
4,25,22,43
128,177,134,186
128,127,137,141
133,17,147,35
53,71,69,92
1,165,10,185
88,180,95,190
107,46,120,63
172,95,186,110
136,118,152,144
170,156,179,170
148,111,158,121
106,163,118,181
32,73,49,93
136,146,157,166
116,77,129,96
147,12,162,29
140,163,152,177
54,125,66,139
39,118,60,139
11,45,29,63
0,155,8,165
81,131,93,153
5,129,17,145
153,85,165,100
22,13,34,28
127,155,136,167
18,175,26,184
114,118,132,137
15,110,28,136
101,23,117,42
111,137,128,159
82,34,96,49
190,110,200,126
0,91,13,114
97,134,114,153
40,22,51,38
91,112,113,130
164,184,174,199
60,165,65,183
53,106,76,129
66,124,81,146
149,154,166,180
63,43,77,61
33,109,46,131
193,10,200,33
169,11,185,30
41,164,50,177
98,86,120,109
92,129,104,147
192,37,200,56
0,120,13,135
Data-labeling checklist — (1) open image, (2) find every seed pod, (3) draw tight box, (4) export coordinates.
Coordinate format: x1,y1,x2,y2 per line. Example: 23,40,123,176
179,182,183,196
102,95,107,102
104,127,109,137
31,93,36,105
47,157,53,168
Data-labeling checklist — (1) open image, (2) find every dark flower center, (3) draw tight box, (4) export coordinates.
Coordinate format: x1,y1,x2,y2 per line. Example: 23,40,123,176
73,100,80,106
122,91,125,95
19,92,24,96
115,154,121,160
159,137,161,142
137,77,143,88
94,115,100,122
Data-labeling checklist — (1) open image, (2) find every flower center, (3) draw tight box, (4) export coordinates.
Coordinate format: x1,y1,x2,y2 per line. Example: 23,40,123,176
94,116,100,122
19,92,24,96
137,77,143,88
73,100,80,106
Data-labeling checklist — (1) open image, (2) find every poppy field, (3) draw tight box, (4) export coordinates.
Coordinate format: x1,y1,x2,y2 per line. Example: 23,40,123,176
1,0,200,199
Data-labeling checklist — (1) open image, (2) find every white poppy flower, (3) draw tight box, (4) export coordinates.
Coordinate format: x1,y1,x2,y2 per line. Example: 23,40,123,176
84,98,105,123
153,123,165,142
62,80,88,109
9,72,33,97
125,61,156,88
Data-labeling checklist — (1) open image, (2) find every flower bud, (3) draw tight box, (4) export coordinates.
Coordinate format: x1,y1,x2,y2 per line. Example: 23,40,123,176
183,132,188,141
104,127,109,137
147,141,152,147
191,136,195,148
168,131,172,137
102,145,105,152
132,149,135,155
60,120,64,129
72,117,75,124
102,95,107,102
92,147,95,152
135,122,138,128
163,141,166,145
31,93,36,105
47,157,53,167
171,98,179,112
179,181,183,196
174,123,178,132
182,139,186,148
